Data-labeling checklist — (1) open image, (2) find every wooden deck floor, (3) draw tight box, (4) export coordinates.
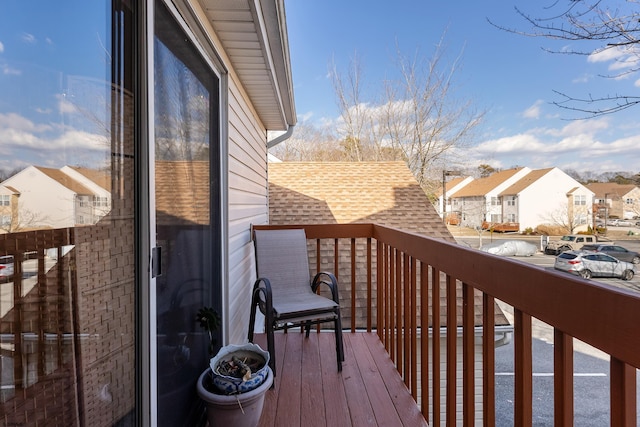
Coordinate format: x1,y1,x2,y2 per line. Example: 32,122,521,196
252,331,427,427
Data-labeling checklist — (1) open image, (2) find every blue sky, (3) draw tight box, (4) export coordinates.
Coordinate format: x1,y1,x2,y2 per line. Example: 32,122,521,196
285,0,640,174
0,2,111,171
0,2,638,175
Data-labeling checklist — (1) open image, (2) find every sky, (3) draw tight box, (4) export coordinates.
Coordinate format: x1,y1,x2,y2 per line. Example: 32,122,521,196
284,0,640,175
0,2,111,172
0,2,638,176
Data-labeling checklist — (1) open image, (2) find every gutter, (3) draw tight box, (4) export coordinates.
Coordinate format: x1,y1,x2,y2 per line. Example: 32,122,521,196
266,124,295,149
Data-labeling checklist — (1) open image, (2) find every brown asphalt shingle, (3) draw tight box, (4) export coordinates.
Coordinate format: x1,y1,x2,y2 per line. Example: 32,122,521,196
268,161,455,241
451,167,526,198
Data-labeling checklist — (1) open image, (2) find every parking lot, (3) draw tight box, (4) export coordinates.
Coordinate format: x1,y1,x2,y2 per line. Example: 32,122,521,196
453,231,640,292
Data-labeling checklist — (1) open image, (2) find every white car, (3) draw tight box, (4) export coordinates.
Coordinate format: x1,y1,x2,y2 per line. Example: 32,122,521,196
479,240,537,257
0,255,14,280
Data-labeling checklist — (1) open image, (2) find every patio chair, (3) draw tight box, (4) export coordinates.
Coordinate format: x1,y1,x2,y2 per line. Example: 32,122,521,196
248,228,344,376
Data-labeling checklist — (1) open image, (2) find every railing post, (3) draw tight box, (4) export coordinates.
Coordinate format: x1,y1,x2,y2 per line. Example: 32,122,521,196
350,238,356,333
554,329,573,427
420,261,430,424
446,274,456,426
462,282,475,426
514,309,532,426
483,294,496,426
366,238,372,332
610,357,636,426
431,267,441,427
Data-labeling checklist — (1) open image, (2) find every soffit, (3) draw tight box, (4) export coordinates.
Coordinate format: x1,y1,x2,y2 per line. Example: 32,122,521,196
197,0,296,130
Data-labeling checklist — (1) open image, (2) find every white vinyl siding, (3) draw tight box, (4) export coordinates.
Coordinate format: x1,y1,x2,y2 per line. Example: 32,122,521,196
226,75,270,345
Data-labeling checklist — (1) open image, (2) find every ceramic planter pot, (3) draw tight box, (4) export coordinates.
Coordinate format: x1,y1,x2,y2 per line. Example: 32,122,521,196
209,343,270,394
197,365,273,427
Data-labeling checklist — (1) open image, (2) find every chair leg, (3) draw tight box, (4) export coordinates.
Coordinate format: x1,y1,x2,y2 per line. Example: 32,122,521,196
266,321,276,377
334,313,344,371
304,321,311,337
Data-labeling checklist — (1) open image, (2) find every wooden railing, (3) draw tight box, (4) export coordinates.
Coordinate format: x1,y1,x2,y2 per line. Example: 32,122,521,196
0,228,80,425
254,223,640,426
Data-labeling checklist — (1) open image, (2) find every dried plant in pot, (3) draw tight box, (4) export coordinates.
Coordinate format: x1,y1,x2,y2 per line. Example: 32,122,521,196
196,307,272,427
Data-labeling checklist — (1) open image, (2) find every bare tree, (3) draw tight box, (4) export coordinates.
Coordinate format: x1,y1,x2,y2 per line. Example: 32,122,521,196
329,37,484,190
489,1,640,117
544,203,591,234
383,38,484,188
269,122,342,161
0,207,50,233
330,54,368,162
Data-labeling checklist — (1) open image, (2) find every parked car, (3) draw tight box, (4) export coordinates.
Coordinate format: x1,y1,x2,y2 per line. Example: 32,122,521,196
554,250,635,280
607,219,635,227
479,240,537,257
581,244,640,264
0,255,14,281
544,234,600,255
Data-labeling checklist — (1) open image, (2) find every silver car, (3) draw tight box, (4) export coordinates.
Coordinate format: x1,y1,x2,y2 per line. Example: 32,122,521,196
554,250,635,280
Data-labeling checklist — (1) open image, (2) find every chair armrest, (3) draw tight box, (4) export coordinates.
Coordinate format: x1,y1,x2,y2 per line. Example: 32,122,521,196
311,272,339,304
252,277,273,310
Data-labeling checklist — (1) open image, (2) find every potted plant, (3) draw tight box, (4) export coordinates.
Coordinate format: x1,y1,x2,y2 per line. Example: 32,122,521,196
196,307,273,427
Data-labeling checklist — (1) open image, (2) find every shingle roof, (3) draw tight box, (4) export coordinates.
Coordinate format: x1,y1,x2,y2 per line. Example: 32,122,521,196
268,161,454,241
35,166,94,195
68,166,111,191
155,161,210,225
450,167,526,197
586,182,638,198
499,168,554,196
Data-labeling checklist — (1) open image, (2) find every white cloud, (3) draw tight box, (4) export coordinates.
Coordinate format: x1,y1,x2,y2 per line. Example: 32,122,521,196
571,74,590,84
0,112,51,133
522,100,544,119
297,111,314,122
587,45,634,64
2,64,21,75
0,112,107,155
469,115,640,173
21,33,36,44
588,45,636,73
544,117,609,138
0,41,4,53
56,94,78,114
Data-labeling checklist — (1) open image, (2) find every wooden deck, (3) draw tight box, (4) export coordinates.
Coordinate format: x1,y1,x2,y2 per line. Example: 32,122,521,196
252,331,427,427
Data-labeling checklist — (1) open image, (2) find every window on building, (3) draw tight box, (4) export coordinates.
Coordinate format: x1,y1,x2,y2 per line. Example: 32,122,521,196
506,196,516,206
507,214,516,222
93,196,109,207
574,195,586,206
491,197,501,206
0,215,10,226
625,198,634,205
0,195,9,206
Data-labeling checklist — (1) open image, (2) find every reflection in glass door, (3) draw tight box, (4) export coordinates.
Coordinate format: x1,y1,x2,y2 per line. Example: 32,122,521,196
0,1,137,425
153,2,221,425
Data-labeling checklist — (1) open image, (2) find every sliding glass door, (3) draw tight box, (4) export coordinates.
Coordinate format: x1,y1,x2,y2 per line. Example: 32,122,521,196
0,1,137,425
153,2,221,425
